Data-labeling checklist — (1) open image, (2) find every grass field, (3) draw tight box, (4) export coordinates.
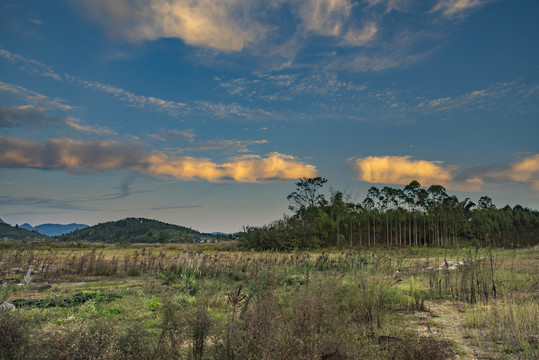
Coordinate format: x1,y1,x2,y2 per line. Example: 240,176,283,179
1,242,538,359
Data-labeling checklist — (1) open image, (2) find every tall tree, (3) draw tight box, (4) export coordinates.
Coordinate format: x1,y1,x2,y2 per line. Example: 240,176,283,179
287,177,328,213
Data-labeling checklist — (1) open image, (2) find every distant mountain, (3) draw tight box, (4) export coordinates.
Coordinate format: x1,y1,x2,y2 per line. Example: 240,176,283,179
20,223,89,236
57,217,206,243
0,223,50,241
0,218,5,224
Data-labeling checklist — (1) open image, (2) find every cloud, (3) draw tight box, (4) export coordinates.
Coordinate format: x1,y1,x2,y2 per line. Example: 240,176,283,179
455,154,539,191
431,0,491,17
0,136,317,183
2,50,276,121
65,118,117,136
71,0,474,72
66,75,188,116
0,48,61,81
149,129,196,142
67,75,278,120
218,70,367,100
418,81,515,112
190,139,268,153
343,23,378,46
418,81,539,114
0,102,114,135
0,81,73,111
297,0,353,36
0,105,58,128
0,194,95,211
78,0,265,52
351,154,539,193
351,155,455,186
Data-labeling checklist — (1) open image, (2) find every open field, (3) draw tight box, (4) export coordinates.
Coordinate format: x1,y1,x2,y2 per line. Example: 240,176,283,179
1,242,538,360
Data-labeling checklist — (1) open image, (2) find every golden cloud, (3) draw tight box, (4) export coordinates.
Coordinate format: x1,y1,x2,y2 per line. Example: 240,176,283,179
507,154,539,183
0,136,316,183
351,155,455,186
81,0,264,52
352,154,539,193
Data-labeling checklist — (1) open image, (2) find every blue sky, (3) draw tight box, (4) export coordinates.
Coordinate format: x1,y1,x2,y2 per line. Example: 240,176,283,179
1,0,538,233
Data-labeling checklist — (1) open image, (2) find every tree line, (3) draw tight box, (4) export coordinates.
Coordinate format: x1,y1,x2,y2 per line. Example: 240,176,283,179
240,178,539,250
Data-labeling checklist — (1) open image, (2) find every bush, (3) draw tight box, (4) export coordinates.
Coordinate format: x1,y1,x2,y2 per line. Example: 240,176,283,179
0,311,28,360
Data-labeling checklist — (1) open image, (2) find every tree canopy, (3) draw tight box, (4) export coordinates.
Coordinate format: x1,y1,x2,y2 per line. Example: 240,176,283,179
240,179,539,250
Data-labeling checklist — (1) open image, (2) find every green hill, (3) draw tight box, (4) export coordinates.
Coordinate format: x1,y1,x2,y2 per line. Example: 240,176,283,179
0,223,51,241
56,217,204,243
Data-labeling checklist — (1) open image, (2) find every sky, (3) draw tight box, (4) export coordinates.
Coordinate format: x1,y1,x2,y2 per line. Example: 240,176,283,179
1,0,538,233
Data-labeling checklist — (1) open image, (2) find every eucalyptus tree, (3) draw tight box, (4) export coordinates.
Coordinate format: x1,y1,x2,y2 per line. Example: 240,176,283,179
427,185,448,246
364,186,381,247
329,190,347,246
404,180,421,246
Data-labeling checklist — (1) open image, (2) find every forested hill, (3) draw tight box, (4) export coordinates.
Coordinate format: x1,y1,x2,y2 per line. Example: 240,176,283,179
0,223,51,241
57,217,203,243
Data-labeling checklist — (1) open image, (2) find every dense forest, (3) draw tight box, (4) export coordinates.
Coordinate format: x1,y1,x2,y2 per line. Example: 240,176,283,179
240,178,539,250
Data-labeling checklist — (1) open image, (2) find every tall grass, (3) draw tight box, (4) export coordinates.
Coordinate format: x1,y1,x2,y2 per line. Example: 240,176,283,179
1,243,536,359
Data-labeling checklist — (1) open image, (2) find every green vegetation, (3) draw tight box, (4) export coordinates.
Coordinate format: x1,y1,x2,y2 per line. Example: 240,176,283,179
0,242,537,359
240,178,539,250
0,223,50,242
1,178,538,359
56,217,198,243
56,217,237,243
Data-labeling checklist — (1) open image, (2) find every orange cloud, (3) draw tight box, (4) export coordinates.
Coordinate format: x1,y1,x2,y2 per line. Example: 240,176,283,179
146,152,317,182
351,155,455,186
352,154,539,193
0,136,316,183
461,154,539,191
507,154,539,183
80,0,265,52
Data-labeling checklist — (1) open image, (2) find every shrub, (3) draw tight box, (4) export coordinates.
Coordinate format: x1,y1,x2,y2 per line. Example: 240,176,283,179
0,311,28,360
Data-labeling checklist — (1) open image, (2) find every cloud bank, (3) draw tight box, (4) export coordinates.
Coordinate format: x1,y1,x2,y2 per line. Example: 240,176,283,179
351,155,455,186
351,154,539,192
0,136,317,183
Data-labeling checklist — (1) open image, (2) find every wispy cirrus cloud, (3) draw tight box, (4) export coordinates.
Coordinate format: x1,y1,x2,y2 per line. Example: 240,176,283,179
148,129,268,154
2,50,277,121
0,136,317,183
297,0,353,36
64,118,116,136
67,75,278,121
0,81,73,111
432,0,492,17
0,194,96,211
149,129,196,143
65,75,189,116
350,154,539,193
189,139,268,153
343,23,378,46
0,82,115,135
418,81,516,112
418,81,539,114
0,48,61,81
217,70,367,101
